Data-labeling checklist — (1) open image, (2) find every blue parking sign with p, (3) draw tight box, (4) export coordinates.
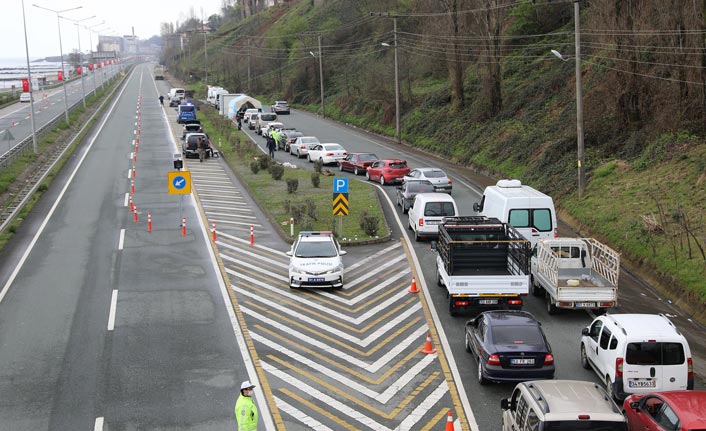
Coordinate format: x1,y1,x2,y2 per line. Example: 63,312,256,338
333,177,348,193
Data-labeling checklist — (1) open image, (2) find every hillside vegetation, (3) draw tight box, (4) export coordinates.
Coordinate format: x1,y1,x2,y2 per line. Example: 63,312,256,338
163,0,706,320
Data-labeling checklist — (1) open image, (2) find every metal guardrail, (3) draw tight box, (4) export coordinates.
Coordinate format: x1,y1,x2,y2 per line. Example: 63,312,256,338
0,73,119,169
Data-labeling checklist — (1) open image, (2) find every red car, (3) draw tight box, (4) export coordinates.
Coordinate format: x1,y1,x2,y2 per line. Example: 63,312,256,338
337,152,378,175
623,390,706,430
365,159,410,185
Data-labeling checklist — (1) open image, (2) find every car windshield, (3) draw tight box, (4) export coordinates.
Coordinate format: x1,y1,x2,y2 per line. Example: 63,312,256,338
626,342,685,365
359,154,378,161
295,241,338,258
424,170,446,178
544,422,627,431
491,325,545,345
424,202,456,217
260,113,277,121
301,137,320,144
389,162,408,169
324,144,344,151
408,183,435,193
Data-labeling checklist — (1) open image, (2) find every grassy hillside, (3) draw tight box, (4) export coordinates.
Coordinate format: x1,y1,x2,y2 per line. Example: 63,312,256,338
165,0,706,319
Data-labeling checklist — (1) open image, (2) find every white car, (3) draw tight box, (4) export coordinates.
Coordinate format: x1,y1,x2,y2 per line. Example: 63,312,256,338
20,92,31,103
287,231,346,289
403,167,453,193
290,136,320,158
307,143,348,165
247,112,259,130
261,121,285,138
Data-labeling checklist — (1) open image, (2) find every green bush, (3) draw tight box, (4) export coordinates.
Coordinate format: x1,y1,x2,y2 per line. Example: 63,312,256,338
286,178,299,193
259,155,271,171
250,160,260,174
269,163,285,180
359,210,379,236
311,173,320,188
291,204,305,224
314,159,323,173
283,199,291,213
305,198,317,221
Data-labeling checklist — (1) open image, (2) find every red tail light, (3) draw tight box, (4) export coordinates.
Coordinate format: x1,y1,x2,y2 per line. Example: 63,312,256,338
418,218,424,226
554,228,559,238
448,179,453,185
343,152,348,156
508,299,522,306
544,354,554,365
615,357,624,378
487,354,501,366
300,144,306,149
688,357,694,379
326,152,334,156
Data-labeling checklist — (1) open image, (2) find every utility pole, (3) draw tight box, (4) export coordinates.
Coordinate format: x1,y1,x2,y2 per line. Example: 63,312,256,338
574,0,585,199
202,8,208,85
318,34,325,118
393,17,400,144
21,0,38,154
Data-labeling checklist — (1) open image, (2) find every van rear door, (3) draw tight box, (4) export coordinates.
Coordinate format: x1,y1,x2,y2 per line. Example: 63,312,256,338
623,341,687,393
507,208,555,247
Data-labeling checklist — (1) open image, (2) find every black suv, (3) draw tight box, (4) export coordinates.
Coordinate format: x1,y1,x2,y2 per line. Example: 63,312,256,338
182,133,213,159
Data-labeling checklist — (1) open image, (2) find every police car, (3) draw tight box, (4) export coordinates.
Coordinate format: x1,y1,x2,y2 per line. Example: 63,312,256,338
287,231,346,289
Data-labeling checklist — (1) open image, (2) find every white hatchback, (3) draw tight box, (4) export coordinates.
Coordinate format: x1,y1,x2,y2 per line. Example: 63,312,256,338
20,92,31,103
287,231,346,289
307,143,348,165
290,136,320,158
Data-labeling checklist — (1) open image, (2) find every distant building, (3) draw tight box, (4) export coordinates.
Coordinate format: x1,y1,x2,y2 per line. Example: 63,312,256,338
123,35,138,54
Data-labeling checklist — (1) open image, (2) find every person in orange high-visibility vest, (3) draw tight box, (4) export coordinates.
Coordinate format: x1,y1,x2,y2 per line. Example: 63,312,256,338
234,381,258,431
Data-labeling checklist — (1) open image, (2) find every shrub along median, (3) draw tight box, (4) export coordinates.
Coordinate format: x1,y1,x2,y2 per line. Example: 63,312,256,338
194,104,388,244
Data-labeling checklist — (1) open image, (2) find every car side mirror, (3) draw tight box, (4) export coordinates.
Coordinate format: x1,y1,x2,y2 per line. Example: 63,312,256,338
430,241,437,252
285,251,292,256
500,398,511,410
473,202,481,212
582,327,590,336
629,401,640,411
339,250,347,256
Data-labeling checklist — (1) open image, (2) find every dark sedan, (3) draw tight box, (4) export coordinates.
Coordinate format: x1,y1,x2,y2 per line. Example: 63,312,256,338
465,310,555,385
337,153,379,175
395,180,435,214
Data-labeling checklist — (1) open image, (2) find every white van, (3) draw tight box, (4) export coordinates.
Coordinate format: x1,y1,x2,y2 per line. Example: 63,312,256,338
408,193,458,241
580,313,694,401
473,179,557,247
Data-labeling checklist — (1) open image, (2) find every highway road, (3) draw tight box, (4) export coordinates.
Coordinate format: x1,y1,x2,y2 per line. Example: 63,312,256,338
0,61,704,430
238,105,706,429
0,64,121,156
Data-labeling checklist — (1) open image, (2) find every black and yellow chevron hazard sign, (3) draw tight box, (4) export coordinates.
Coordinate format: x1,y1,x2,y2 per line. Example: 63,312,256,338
332,193,349,216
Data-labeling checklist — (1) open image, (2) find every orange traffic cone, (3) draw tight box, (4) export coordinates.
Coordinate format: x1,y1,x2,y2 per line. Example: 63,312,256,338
445,410,454,431
408,276,419,294
421,332,436,354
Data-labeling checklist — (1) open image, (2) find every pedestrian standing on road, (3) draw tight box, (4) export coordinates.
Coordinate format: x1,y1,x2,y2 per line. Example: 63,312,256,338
235,381,258,431
158,95,164,106
197,137,206,162
266,132,276,159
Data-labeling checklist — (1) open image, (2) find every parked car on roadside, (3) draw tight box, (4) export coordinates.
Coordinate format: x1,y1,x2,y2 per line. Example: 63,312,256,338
290,136,320,158
256,112,278,135
182,132,213,159
365,159,411,185
466,310,555,384
403,167,452,193
247,112,260,130
396,180,435,214
20,92,31,103
337,153,379,175
622,390,706,431
181,120,203,140
307,143,348,165
282,130,303,152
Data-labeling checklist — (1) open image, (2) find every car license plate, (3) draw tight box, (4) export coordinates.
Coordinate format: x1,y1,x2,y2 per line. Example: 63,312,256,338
510,358,535,365
426,220,439,225
628,379,656,388
478,299,498,305
308,277,325,282
575,302,596,308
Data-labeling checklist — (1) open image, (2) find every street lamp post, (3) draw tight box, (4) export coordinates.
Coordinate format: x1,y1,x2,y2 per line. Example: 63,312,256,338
309,36,325,118
33,3,82,126
551,0,585,199
381,17,400,144
86,21,105,97
67,15,95,109
21,0,38,154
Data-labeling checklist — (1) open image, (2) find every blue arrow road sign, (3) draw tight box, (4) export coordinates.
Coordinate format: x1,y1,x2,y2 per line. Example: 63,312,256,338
333,177,348,194
173,175,187,189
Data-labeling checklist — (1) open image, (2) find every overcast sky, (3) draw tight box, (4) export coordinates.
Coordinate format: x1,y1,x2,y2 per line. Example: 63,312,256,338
8,0,224,60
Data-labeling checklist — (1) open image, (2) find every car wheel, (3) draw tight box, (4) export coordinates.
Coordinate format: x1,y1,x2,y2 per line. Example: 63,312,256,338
354,167,360,176
547,295,557,315
296,150,301,158
308,155,312,163
477,357,488,385
319,158,324,165
414,226,421,242
436,266,443,287
580,344,590,369
380,176,386,186
403,203,409,214
605,376,616,401
366,171,371,181
531,277,543,297
338,163,344,171
465,333,472,353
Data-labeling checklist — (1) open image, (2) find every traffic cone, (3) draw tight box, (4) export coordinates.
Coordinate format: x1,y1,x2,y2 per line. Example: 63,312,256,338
444,410,454,431
211,222,217,241
133,205,139,223
250,224,254,245
421,332,436,354
408,276,419,293
181,217,187,237
147,212,152,233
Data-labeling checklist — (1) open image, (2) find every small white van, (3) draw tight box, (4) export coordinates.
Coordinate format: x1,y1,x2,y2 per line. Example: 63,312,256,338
473,179,557,247
580,313,694,401
408,193,458,241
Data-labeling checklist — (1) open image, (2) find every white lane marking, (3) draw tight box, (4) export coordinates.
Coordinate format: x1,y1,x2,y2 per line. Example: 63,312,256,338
127,169,132,179
274,398,332,431
124,193,129,207
346,242,402,272
129,152,134,159
0,70,134,305
94,417,104,431
398,381,450,430
133,129,136,135
203,207,255,215
118,229,125,250
131,139,135,147
209,219,261,228
107,289,118,331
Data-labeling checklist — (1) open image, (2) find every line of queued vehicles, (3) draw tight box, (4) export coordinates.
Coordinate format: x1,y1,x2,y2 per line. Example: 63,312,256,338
205,94,706,430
